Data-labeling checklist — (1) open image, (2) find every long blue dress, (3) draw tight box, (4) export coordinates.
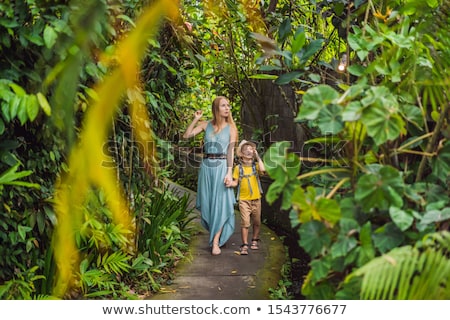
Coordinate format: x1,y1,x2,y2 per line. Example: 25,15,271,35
196,122,236,247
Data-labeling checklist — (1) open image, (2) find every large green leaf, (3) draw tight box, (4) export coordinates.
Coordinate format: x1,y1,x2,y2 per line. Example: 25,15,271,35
297,85,339,120
265,179,285,205
299,220,332,258
291,28,306,54
342,101,363,121
43,25,58,49
431,141,450,183
357,222,375,266
264,141,297,177
9,95,21,120
339,217,360,234
372,222,405,253
310,257,331,283
27,94,39,121
299,39,324,64
278,18,291,42
363,105,404,146
360,89,404,146
274,71,302,85
418,207,450,231
281,181,301,210
291,186,341,225
331,234,358,259
389,207,414,231
264,141,301,209
37,92,52,116
316,104,344,134
355,165,405,212
17,95,29,125
330,218,360,258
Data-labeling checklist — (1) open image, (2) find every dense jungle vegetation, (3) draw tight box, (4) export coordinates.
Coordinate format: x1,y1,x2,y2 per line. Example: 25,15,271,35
0,0,449,299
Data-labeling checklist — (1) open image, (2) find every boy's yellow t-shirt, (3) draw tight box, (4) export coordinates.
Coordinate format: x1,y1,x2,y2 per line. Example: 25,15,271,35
232,163,262,200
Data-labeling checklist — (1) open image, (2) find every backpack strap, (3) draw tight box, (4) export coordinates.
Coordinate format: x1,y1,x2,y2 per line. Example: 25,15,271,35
236,161,262,201
253,161,263,196
236,163,243,201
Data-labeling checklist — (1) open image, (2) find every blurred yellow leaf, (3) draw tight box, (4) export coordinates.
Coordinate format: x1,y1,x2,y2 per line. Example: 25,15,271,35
52,0,180,298
37,92,52,116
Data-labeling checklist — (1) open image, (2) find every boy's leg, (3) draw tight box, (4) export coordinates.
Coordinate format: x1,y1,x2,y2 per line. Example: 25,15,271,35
239,200,251,255
239,200,251,244
251,199,262,250
241,226,249,245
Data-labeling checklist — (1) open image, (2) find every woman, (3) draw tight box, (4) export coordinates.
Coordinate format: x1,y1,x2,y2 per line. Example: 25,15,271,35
182,96,238,255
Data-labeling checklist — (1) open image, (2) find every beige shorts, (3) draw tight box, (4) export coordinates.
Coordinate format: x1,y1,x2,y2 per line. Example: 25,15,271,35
239,199,261,228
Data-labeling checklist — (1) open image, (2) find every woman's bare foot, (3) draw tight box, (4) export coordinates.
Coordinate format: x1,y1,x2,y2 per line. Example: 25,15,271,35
211,242,221,255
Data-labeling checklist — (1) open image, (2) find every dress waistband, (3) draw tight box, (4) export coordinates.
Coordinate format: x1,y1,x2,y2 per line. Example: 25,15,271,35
204,153,227,159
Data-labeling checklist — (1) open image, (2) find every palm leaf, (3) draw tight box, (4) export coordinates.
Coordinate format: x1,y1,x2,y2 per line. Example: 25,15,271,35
97,251,131,276
344,231,450,299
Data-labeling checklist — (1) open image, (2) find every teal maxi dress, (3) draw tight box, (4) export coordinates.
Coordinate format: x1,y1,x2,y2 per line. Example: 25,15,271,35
196,121,236,247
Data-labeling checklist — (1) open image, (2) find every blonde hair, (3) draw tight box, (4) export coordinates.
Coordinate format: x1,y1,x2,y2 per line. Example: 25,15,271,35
211,96,237,133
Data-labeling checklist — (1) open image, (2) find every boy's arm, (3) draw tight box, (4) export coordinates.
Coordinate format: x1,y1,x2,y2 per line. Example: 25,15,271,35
255,150,266,173
228,179,238,188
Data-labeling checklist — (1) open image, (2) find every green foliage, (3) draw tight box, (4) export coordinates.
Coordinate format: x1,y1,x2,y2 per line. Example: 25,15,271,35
67,186,195,298
135,187,195,266
0,161,40,191
252,0,345,89
0,0,447,302
264,141,301,210
269,256,295,300
0,266,47,299
0,0,198,300
263,0,450,299
341,231,450,299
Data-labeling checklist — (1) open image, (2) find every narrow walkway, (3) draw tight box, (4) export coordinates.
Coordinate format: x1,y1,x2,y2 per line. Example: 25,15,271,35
149,181,287,300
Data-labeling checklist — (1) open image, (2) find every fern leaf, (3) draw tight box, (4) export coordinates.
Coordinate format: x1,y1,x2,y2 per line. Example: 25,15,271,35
346,231,450,299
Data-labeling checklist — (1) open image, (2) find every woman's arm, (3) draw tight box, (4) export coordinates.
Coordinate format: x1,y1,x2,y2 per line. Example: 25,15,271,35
224,126,238,186
183,110,206,139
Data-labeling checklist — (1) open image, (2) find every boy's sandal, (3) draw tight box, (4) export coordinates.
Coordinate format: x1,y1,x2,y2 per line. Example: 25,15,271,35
250,238,260,250
240,244,249,255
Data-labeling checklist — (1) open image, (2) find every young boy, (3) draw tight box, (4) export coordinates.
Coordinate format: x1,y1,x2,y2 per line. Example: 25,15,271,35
229,140,266,255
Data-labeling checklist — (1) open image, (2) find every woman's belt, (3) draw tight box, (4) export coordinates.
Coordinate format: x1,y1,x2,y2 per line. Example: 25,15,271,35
204,153,227,159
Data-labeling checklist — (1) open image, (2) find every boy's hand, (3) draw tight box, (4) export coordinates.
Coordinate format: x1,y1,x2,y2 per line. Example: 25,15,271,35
225,178,237,188
254,149,261,161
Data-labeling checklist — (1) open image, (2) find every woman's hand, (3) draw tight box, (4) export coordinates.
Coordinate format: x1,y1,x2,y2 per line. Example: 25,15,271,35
194,110,203,120
224,172,233,187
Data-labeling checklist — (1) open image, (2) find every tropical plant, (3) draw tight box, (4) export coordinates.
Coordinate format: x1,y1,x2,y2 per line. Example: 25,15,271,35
263,0,449,299
0,0,198,300
131,187,195,292
341,231,450,299
0,266,46,299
